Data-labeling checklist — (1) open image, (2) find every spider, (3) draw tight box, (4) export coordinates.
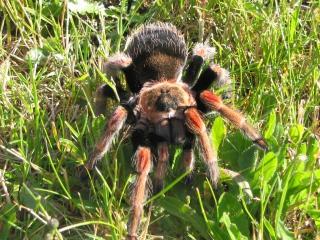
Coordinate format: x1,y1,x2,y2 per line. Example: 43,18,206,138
83,22,268,239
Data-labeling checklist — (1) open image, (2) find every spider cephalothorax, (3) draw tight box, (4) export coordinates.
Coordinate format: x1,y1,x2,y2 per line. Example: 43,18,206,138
84,22,268,239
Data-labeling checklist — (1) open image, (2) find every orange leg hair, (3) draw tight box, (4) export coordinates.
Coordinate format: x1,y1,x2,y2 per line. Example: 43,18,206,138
199,90,268,150
85,106,128,170
154,142,169,193
127,146,152,240
185,108,219,186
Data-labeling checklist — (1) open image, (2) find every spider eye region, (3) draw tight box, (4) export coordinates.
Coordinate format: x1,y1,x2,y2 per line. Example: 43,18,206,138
139,82,193,117
155,92,178,111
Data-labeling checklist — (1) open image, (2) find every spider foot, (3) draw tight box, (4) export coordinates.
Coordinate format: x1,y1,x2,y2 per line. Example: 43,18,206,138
193,42,216,60
184,174,194,185
94,84,112,116
103,53,132,76
209,64,232,99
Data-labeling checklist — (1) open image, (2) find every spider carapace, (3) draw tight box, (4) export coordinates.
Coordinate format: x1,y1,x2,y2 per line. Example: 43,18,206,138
84,22,268,239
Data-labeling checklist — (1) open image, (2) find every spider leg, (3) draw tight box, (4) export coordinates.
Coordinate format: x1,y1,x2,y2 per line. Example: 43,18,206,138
131,117,149,149
184,43,215,86
127,146,152,240
106,54,146,93
103,52,132,77
154,142,169,193
85,106,128,170
185,108,219,187
94,83,129,115
199,90,268,150
182,133,195,184
192,64,232,99
94,84,109,116
95,53,133,115
184,55,204,86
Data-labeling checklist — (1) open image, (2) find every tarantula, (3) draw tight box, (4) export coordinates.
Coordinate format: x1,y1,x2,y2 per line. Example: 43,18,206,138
84,22,268,239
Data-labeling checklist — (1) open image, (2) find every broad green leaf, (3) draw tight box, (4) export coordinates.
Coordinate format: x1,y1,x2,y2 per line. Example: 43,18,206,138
221,168,253,199
157,196,211,240
277,220,295,240
265,135,279,151
287,169,320,207
260,94,277,115
264,217,276,240
305,209,320,228
219,212,248,240
252,152,278,185
220,131,253,171
306,137,320,169
264,109,276,139
297,143,307,155
289,124,304,144
238,145,258,171
287,171,310,199
218,193,250,238
211,116,226,150
275,164,294,238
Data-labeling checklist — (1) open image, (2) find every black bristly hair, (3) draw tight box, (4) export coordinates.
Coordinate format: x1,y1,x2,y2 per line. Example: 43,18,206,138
123,22,187,93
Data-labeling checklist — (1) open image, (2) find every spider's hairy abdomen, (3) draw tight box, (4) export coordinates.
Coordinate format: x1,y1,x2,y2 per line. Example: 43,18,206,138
123,22,187,91
125,22,187,60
